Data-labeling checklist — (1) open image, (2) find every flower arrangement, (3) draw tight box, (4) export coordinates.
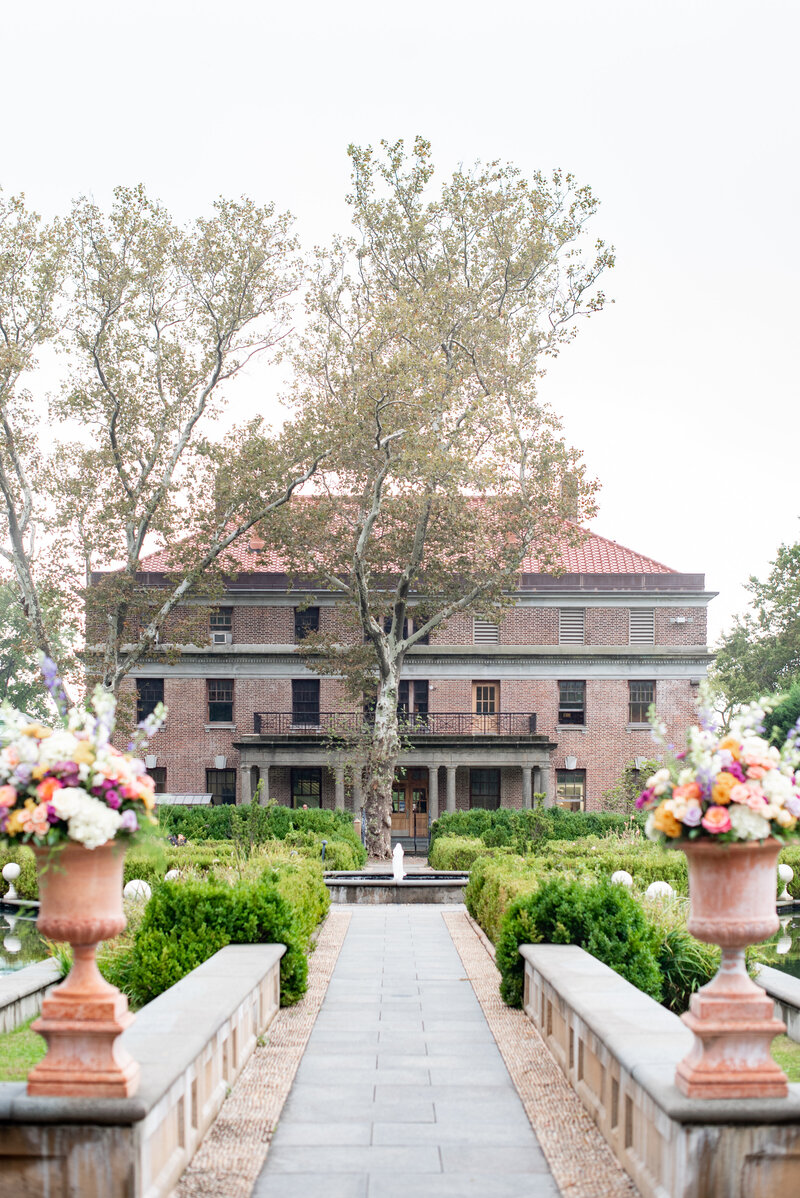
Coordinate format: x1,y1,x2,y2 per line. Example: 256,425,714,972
638,692,800,844
0,657,166,850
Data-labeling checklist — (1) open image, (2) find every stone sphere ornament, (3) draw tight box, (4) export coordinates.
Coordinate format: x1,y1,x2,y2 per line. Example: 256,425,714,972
2,861,21,900
164,870,180,881
645,880,675,900
778,863,794,902
3,935,21,953
611,870,633,887
123,880,152,901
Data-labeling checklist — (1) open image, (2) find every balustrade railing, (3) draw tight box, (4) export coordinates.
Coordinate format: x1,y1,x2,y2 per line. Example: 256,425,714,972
252,711,537,735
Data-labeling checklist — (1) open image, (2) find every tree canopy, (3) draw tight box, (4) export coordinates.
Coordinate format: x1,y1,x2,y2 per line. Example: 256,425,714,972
712,539,800,718
276,138,613,855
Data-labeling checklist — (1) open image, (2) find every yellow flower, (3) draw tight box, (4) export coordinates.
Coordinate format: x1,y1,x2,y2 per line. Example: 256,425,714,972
711,772,738,806
31,765,48,781
72,741,95,766
5,807,28,835
718,736,741,761
21,723,52,738
652,802,683,838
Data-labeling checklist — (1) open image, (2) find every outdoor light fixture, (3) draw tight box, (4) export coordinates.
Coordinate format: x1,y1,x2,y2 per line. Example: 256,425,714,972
214,755,227,770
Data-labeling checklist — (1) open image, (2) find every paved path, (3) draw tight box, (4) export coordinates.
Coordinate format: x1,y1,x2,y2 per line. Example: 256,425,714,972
252,906,560,1198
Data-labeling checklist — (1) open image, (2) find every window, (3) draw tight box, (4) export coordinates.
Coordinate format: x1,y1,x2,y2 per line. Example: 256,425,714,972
629,609,655,645
206,768,237,805
207,679,234,723
292,679,320,725
473,683,497,714
291,767,322,808
470,768,501,810
410,614,429,645
558,680,585,726
556,770,585,811
149,767,167,794
397,679,429,719
559,608,585,644
210,607,233,630
136,678,164,723
629,680,655,724
473,618,500,644
295,606,320,641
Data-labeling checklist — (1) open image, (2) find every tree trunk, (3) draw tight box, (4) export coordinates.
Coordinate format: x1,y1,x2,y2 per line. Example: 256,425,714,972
364,663,401,860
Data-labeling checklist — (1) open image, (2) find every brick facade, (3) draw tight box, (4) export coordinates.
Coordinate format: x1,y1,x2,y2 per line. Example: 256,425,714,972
122,560,713,817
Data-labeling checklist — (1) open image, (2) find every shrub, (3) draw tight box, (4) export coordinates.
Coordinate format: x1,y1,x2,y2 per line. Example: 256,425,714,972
429,807,644,848
429,836,492,871
496,875,662,1008
0,845,37,899
157,803,366,867
121,858,328,1008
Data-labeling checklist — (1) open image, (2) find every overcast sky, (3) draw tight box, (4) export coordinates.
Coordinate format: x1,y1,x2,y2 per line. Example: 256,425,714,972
4,0,798,640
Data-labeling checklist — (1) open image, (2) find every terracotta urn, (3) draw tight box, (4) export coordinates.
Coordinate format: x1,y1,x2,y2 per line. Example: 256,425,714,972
675,838,787,1099
27,842,139,1098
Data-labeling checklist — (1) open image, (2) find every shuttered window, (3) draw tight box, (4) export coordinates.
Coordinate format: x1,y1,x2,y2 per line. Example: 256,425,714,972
559,608,585,644
629,609,655,645
473,619,500,644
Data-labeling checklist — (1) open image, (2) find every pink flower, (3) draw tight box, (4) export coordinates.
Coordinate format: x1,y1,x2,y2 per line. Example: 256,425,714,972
0,785,17,808
701,806,732,834
730,783,752,805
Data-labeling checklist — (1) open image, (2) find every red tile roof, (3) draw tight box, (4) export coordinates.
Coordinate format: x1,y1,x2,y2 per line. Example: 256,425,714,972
138,524,676,577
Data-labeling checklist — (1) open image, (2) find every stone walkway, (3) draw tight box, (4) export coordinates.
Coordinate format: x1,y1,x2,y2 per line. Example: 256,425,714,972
252,906,560,1197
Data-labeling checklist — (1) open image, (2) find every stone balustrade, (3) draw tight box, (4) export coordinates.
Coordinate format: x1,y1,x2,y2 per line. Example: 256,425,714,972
0,960,62,1034
521,943,800,1198
0,943,284,1198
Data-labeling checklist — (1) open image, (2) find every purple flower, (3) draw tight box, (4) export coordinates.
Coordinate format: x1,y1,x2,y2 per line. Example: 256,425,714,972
724,761,746,783
636,788,655,810
46,804,61,825
682,806,703,827
105,791,121,810
13,763,33,784
39,655,69,719
119,810,139,833
675,751,687,761
785,795,800,818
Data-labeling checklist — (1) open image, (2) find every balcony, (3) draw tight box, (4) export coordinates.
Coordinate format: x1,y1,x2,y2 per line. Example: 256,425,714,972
252,712,538,736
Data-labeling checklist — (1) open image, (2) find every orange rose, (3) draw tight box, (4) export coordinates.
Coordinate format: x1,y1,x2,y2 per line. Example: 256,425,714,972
652,802,683,838
711,772,738,805
673,783,702,803
36,777,62,803
718,736,742,761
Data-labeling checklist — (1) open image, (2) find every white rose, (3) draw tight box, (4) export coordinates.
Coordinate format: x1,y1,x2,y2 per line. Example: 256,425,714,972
728,805,771,841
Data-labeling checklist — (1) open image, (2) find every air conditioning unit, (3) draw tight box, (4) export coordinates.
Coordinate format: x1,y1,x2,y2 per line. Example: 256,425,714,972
211,631,232,645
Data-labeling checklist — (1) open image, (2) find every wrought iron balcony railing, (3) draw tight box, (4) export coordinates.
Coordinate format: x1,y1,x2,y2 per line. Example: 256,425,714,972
252,711,537,736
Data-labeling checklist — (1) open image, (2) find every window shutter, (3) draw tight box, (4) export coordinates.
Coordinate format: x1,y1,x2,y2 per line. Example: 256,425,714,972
558,609,585,644
473,619,500,644
629,609,655,645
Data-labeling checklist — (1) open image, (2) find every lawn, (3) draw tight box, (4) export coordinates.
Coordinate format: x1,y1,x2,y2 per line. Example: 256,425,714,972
0,1017,46,1081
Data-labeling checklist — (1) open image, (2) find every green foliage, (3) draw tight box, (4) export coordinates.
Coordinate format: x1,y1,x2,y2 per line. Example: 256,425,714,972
0,845,37,899
157,803,366,867
602,759,662,815
764,681,800,750
123,858,328,1008
465,855,550,943
654,926,719,1014
0,1017,46,1081
496,876,662,1008
429,807,643,849
429,836,498,871
712,540,800,712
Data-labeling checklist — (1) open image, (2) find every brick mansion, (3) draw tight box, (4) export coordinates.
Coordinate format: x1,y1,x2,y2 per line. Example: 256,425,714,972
119,526,715,841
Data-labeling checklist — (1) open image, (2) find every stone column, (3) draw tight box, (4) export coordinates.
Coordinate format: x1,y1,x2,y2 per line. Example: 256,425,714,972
522,766,532,810
334,765,345,811
542,765,554,809
446,765,456,814
428,766,439,823
351,770,363,815
240,764,252,805
258,765,269,806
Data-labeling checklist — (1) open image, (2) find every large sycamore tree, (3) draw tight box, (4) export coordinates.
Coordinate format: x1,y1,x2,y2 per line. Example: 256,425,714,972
280,139,613,858
0,185,323,698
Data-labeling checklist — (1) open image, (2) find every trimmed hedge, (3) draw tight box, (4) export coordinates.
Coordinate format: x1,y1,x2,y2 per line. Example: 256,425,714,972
496,875,663,1008
428,837,511,872
429,807,644,848
157,803,367,868
120,857,329,1007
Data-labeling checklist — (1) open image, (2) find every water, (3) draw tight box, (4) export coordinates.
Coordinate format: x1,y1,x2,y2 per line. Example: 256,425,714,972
760,911,800,980
0,905,49,976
